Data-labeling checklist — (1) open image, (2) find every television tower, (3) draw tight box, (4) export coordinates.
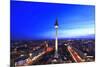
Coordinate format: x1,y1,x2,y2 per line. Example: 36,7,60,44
54,19,59,58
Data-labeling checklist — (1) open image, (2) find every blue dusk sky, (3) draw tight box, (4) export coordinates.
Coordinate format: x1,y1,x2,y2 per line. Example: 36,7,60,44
11,1,95,40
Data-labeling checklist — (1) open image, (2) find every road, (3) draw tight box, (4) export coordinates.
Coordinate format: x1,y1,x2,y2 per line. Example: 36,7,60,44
67,45,83,62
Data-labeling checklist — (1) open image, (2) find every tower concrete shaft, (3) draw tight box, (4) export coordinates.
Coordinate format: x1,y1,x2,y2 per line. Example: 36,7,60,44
54,19,59,57
55,28,58,56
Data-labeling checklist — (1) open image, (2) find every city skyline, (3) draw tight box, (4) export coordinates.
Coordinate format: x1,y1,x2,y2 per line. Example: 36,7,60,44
11,1,95,40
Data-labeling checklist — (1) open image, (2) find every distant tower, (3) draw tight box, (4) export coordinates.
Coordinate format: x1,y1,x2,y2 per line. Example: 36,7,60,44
54,19,59,58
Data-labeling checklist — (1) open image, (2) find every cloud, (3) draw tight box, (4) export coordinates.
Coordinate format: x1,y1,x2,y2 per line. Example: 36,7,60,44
43,27,95,39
